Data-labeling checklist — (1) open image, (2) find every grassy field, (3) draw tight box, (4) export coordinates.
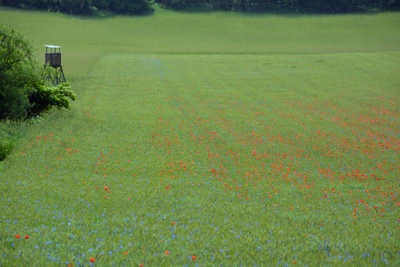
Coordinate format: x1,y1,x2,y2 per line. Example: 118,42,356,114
1,7,400,266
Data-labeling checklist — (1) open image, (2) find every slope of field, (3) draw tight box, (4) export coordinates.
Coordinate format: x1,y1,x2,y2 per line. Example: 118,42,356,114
1,8,399,76
0,8,399,266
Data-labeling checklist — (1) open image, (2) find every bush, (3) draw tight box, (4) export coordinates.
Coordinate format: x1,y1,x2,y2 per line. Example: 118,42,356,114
0,119,36,161
28,82,76,117
0,131,15,161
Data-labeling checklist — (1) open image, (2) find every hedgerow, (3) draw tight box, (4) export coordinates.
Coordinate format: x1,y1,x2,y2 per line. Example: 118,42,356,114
0,25,76,160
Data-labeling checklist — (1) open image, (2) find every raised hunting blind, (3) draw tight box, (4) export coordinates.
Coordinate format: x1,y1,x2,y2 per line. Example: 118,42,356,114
44,45,66,84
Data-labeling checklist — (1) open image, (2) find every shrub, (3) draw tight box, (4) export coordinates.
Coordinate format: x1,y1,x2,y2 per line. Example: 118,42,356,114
28,82,76,117
0,131,15,161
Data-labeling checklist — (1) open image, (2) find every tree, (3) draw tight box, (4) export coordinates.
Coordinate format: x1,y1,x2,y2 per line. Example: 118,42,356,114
0,25,39,120
1,0,399,13
108,0,155,14
0,25,76,121
59,0,94,15
0,0,155,15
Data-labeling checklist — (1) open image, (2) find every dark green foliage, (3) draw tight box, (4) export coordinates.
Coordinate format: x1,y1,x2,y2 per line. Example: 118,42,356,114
0,130,15,161
155,0,399,12
0,119,27,161
59,0,94,15
0,25,39,120
0,0,155,15
108,0,155,14
159,0,209,10
309,0,360,13
1,0,399,13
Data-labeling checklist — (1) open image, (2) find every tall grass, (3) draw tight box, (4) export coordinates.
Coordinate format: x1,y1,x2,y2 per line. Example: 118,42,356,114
0,7,399,266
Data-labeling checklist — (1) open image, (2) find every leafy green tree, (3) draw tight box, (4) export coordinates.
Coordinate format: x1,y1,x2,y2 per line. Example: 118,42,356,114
0,25,76,121
0,0,154,15
312,0,359,13
59,0,94,15
0,25,39,120
108,0,155,14
2,0,398,13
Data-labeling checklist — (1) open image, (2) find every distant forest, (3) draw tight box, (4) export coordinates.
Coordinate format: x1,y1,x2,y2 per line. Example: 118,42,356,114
1,0,399,15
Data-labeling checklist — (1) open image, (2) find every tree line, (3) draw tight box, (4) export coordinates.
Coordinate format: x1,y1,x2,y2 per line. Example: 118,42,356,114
0,0,154,15
0,0,399,15
157,0,400,13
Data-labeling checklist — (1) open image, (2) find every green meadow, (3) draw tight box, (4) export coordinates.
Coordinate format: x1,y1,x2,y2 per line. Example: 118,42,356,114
1,7,400,266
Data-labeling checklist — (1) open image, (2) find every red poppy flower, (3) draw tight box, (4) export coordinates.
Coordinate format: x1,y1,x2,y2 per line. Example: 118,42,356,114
89,257,95,263
15,234,20,239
